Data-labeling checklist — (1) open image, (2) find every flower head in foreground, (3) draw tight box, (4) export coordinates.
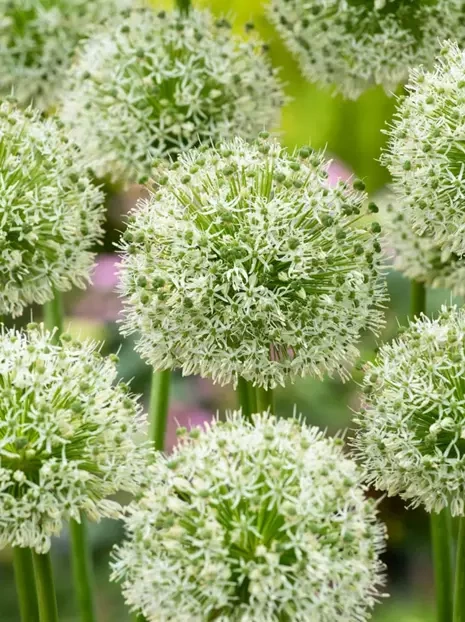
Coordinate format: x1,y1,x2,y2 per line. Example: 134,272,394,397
0,101,105,318
268,0,465,99
383,41,465,257
60,8,285,186
0,0,131,110
118,135,387,389
382,193,465,296
0,324,152,553
112,412,386,622
355,306,465,515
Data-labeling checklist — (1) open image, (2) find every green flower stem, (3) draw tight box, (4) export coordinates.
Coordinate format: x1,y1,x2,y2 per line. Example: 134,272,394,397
431,511,453,622
32,551,59,622
410,280,426,318
43,289,64,340
13,547,39,622
256,387,274,413
454,516,465,622
248,383,257,413
70,517,96,622
149,369,171,450
176,0,191,14
410,280,453,621
43,293,96,622
237,378,255,419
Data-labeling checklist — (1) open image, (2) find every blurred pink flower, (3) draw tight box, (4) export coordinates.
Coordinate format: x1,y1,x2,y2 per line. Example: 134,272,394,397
327,159,351,186
164,402,213,452
74,253,121,322
92,254,120,290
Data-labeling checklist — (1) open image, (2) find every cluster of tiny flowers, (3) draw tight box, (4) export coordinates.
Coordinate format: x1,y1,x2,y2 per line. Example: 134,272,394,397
383,41,465,258
60,8,285,186
267,0,465,99
355,306,465,516
381,193,465,296
0,325,152,553
0,101,104,318
112,412,386,622
0,0,131,111
118,135,387,389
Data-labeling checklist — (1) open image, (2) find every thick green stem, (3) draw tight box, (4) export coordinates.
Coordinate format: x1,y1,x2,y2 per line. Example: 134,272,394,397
410,280,426,318
70,517,96,622
248,383,257,414
32,552,58,622
13,547,39,622
176,0,190,15
411,281,453,621
431,510,453,622
256,387,274,413
454,516,465,622
43,290,64,339
149,369,171,450
237,378,255,419
43,294,96,622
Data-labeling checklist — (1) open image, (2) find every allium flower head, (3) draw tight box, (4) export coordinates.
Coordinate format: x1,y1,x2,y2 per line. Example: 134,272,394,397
383,41,465,257
0,101,105,318
118,135,387,389
355,305,465,515
382,193,465,295
60,8,285,186
112,412,386,622
0,0,131,110
0,324,151,553
268,0,465,99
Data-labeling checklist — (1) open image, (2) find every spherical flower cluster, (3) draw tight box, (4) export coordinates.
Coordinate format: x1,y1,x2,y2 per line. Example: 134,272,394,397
0,324,152,553
355,306,465,515
267,0,465,99
0,101,105,318
383,41,465,257
382,193,465,295
112,412,386,622
0,0,131,111
118,135,387,389
60,8,285,186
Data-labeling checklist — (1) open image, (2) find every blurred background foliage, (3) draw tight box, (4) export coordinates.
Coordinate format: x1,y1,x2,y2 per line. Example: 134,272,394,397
0,0,459,620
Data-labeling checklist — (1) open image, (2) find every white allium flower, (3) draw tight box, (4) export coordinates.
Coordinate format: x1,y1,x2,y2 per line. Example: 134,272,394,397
60,8,285,186
0,324,152,553
383,40,465,257
118,135,387,389
0,0,131,111
355,305,465,516
382,193,465,295
111,412,386,622
0,101,105,318
267,0,465,99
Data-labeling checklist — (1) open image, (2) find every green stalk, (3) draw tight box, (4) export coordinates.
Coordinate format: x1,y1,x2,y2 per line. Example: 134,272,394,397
149,369,171,450
410,281,453,620
453,516,465,622
237,378,254,419
454,516,465,622
176,0,190,15
410,280,426,318
431,511,453,622
32,552,58,622
13,547,39,622
70,517,96,622
256,387,274,413
43,289,64,340
43,293,96,622
248,383,257,413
